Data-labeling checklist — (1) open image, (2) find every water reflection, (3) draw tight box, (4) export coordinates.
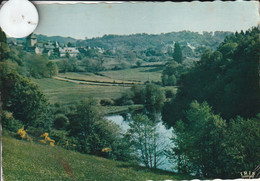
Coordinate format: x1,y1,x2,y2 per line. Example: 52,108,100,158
105,113,176,172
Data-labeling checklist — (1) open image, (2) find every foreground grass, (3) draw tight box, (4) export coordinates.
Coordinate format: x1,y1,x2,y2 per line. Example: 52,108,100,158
2,134,193,181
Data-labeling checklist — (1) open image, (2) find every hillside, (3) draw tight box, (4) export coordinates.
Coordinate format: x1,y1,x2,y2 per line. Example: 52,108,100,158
82,31,232,51
28,31,231,52
2,133,193,181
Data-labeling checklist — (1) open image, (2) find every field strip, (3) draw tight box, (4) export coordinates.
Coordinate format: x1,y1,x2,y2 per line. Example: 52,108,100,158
53,76,142,87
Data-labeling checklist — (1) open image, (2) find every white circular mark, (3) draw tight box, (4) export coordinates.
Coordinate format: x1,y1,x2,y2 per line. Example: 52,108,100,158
0,0,39,38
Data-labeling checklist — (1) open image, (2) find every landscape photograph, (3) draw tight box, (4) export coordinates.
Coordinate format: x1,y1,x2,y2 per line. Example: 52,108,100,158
0,1,259,180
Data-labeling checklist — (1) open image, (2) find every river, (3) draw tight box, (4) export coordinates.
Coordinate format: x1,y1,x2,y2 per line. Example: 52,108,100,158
105,113,176,172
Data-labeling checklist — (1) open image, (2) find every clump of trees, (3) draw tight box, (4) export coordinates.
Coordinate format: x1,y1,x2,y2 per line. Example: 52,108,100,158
163,27,260,125
163,28,260,178
115,83,165,120
167,101,260,178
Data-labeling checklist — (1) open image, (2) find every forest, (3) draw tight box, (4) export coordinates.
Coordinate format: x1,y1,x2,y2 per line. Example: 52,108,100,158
1,27,259,180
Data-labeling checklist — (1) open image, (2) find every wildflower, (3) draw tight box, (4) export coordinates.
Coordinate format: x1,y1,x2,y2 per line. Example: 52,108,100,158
40,132,55,146
40,133,49,139
40,139,46,144
72,144,77,147
17,128,26,139
102,147,112,152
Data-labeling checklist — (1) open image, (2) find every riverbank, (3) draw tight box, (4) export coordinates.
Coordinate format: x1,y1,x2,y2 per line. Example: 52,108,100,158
102,104,144,115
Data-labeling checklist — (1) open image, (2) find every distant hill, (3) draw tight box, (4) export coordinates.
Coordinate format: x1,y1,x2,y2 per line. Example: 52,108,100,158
35,34,79,45
83,31,233,51
7,31,232,52
7,34,79,46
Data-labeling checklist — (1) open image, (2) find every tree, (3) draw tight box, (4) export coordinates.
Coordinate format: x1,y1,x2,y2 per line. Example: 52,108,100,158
23,54,49,78
1,72,48,128
143,83,166,120
53,114,69,130
168,100,260,178
46,61,58,77
161,62,182,86
127,114,166,169
168,101,227,177
67,99,122,155
173,42,183,64
58,59,70,74
162,28,260,126
0,27,6,43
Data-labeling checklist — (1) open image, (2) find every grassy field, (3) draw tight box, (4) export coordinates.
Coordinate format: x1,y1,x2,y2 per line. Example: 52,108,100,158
2,133,193,181
33,78,130,104
33,67,163,105
58,66,163,84
100,67,163,83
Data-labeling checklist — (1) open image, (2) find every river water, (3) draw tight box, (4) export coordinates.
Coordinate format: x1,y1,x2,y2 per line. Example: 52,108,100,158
105,114,176,172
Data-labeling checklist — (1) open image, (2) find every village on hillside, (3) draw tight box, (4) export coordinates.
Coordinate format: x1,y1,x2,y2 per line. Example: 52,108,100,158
7,33,203,61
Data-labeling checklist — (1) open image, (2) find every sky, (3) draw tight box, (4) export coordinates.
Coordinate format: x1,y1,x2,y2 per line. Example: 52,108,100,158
33,1,259,40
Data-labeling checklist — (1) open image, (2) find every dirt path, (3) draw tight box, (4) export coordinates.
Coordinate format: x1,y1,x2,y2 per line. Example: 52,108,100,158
53,76,142,87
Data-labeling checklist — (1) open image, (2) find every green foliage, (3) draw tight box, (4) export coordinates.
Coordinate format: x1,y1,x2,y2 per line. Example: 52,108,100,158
53,114,69,130
66,99,123,157
169,101,227,177
143,83,166,117
46,61,58,77
1,111,23,132
0,27,6,43
161,62,183,86
164,87,177,99
128,114,165,169
173,42,183,63
23,54,56,78
1,73,48,128
223,116,260,176
0,60,19,77
163,28,260,126
168,101,260,178
100,98,114,106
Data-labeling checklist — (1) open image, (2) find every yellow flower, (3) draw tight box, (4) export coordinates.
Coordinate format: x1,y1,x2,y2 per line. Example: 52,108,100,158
17,128,26,139
40,139,46,144
102,147,111,152
40,133,49,138
50,142,55,147
72,144,77,147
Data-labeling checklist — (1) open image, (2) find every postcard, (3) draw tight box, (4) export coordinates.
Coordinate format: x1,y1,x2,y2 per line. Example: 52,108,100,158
0,1,259,180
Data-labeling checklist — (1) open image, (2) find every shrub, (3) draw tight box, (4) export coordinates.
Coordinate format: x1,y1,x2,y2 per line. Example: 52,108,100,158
53,114,69,130
165,88,176,98
2,110,23,132
100,98,114,106
26,126,45,138
122,100,134,105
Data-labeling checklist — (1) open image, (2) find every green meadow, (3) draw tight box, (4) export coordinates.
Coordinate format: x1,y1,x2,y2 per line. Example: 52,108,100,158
33,66,163,105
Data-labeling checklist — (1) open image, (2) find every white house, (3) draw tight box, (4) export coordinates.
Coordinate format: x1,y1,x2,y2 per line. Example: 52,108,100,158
59,47,80,57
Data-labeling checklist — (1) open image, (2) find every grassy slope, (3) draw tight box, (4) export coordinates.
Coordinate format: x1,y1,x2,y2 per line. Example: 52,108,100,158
2,134,193,181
